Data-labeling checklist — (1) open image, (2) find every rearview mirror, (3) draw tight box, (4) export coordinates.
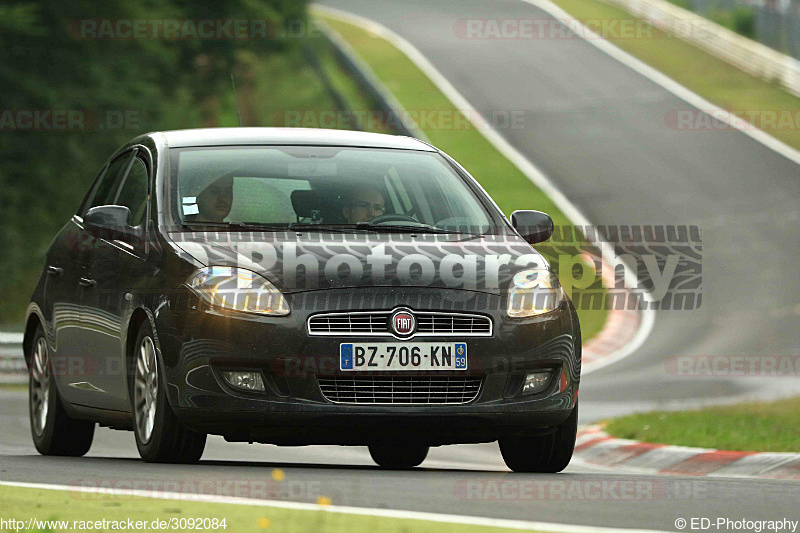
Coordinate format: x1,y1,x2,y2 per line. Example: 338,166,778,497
510,210,554,244
84,205,138,242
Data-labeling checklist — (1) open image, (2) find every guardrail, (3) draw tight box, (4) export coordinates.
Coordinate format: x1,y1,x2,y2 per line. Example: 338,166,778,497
604,0,800,97
0,332,26,384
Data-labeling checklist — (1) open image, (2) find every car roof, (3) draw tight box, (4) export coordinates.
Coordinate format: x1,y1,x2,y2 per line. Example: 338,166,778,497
153,127,436,151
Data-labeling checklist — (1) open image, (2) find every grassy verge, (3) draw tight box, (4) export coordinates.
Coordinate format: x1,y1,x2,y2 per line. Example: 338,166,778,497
0,484,550,533
548,0,800,150
314,12,609,341
604,396,800,452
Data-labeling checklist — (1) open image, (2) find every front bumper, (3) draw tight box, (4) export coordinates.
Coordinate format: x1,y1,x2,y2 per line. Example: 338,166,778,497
154,287,581,445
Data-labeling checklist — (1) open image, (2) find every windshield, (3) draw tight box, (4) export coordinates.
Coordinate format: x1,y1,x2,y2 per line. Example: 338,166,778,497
170,146,497,233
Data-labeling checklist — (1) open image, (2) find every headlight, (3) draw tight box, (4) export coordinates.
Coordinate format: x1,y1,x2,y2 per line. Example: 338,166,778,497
186,266,289,316
506,269,563,318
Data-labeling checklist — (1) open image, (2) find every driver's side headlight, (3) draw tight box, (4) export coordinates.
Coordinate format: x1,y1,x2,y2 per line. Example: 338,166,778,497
186,266,289,316
506,270,563,318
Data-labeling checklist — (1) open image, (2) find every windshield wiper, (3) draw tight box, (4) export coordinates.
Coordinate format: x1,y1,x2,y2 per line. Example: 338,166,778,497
182,221,289,231
286,223,375,234
354,223,475,235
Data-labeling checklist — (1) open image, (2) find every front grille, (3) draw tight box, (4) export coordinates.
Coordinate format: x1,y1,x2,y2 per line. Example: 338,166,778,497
308,311,492,337
317,376,483,405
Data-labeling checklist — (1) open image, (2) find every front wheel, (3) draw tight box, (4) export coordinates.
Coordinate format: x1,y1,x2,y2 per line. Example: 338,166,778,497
368,441,429,469
131,321,206,463
29,325,95,456
499,402,578,473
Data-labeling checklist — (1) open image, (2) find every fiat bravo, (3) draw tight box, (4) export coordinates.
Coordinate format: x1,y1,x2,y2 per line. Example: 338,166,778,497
24,128,581,472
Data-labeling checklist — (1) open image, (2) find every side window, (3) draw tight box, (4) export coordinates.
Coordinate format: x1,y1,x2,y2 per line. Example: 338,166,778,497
82,151,134,215
114,158,149,226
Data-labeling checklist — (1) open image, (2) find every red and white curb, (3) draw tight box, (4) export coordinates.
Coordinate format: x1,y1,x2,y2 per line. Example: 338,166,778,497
581,262,649,374
575,425,800,480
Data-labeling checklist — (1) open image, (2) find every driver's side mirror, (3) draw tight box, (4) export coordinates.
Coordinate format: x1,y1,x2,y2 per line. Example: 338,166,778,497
511,210,554,244
84,205,139,243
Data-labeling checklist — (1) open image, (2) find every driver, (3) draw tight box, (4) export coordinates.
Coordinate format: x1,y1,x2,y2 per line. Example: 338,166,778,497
341,186,386,224
193,174,233,223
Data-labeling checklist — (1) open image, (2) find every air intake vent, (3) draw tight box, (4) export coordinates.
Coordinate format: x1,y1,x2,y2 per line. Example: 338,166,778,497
317,376,483,405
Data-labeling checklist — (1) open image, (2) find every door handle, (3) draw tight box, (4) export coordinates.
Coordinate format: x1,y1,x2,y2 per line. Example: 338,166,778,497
78,277,96,288
46,265,63,276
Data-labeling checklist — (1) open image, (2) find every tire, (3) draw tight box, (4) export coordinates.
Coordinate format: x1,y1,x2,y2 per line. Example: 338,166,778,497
29,324,95,456
131,320,206,463
499,402,578,473
368,441,429,469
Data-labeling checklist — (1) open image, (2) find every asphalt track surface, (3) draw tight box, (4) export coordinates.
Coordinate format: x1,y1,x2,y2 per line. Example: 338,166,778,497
2,0,800,530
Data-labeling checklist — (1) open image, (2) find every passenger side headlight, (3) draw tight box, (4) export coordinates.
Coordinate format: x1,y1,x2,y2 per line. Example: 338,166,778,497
187,266,289,316
506,270,563,318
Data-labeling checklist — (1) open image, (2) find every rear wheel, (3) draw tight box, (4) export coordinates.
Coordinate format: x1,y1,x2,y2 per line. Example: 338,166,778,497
368,441,429,469
29,324,95,456
499,402,578,473
131,321,206,463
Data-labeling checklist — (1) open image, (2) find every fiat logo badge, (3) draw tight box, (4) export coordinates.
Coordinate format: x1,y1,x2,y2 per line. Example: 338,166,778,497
391,310,416,337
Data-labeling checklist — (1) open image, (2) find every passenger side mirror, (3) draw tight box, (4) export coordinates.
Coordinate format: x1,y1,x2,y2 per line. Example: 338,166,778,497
510,210,554,244
83,205,139,243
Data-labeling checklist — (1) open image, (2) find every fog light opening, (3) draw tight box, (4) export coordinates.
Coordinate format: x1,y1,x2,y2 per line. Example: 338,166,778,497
222,371,265,392
522,370,552,396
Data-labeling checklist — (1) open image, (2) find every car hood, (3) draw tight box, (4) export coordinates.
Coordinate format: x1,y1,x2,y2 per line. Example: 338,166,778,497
167,231,548,295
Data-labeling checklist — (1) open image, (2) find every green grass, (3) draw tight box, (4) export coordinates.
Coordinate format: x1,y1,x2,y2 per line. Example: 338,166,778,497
0,383,27,391
0,484,551,533
314,12,609,341
549,0,800,150
604,396,800,452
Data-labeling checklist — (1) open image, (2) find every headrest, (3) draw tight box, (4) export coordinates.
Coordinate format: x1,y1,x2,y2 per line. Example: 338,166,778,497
291,190,320,218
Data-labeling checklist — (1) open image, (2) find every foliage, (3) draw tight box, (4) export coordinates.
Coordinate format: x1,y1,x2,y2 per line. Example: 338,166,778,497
0,0,308,324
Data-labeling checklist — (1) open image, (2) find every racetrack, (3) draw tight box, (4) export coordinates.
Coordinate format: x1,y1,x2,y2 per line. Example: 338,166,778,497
2,0,799,530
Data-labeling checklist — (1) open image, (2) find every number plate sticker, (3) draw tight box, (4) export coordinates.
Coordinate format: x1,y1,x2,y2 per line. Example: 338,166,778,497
340,343,467,371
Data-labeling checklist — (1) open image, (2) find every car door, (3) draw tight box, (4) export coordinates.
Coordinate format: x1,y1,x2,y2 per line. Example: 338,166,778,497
55,150,135,408
43,166,107,397
81,149,152,410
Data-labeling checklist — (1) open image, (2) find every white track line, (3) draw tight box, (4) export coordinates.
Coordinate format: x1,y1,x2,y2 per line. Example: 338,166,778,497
0,480,671,533
0,332,24,344
312,4,656,374
521,0,800,166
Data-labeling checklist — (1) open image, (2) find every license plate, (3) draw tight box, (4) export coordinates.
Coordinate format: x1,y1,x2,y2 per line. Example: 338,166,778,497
340,343,467,371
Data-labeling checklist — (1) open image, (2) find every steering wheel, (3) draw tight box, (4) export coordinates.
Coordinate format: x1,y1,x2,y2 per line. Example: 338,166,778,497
367,213,422,225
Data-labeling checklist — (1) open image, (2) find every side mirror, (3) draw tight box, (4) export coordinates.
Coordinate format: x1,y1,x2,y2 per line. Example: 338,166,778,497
84,205,138,242
510,210,554,244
